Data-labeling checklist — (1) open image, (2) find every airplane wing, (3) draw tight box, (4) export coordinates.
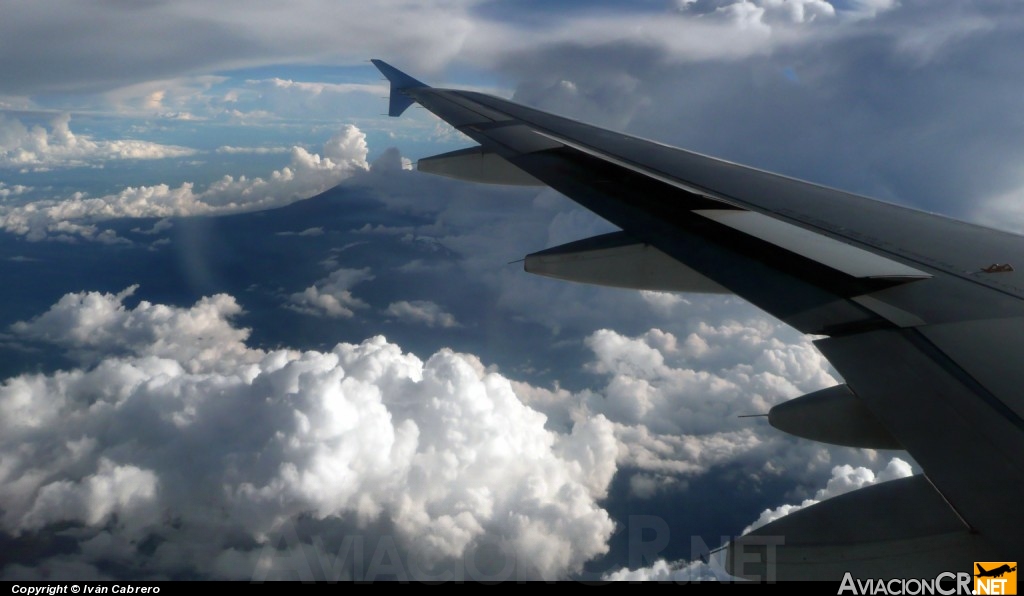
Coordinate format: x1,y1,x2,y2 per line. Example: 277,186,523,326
371,60,1020,580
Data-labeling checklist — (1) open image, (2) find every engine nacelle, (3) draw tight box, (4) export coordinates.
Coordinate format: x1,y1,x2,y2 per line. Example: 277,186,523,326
769,384,901,449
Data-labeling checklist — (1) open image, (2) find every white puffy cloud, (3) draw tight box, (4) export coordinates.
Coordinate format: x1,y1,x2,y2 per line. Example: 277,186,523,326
0,182,31,198
639,291,690,316
611,424,765,479
20,458,160,532
384,300,459,328
11,285,251,372
580,324,836,436
0,288,618,580
0,125,369,241
512,316,844,501
0,113,195,169
287,267,373,319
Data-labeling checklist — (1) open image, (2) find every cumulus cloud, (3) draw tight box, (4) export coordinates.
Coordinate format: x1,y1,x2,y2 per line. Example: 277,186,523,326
639,291,691,316
510,316,844,504
0,125,369,241
579,324,836,436
287,267,374,319
0,182,31,199
384,300,459,328
11,285,251,372
0,113,195,169
0,288,618,580
370,147,415,174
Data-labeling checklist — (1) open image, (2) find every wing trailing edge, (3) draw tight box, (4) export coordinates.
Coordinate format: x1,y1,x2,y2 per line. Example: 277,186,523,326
727,475,999,581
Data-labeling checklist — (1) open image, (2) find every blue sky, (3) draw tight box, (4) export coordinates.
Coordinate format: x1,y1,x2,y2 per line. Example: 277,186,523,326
0,0,1021,581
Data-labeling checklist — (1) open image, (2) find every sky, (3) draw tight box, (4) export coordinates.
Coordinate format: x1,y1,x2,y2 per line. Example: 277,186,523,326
0,0,1022,581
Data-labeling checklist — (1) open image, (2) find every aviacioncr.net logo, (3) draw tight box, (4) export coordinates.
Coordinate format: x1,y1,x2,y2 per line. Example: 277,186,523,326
973,562,1017,595
838,572,973,595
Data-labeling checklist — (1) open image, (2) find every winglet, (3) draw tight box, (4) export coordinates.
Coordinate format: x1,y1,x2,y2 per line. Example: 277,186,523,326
371,59,428,117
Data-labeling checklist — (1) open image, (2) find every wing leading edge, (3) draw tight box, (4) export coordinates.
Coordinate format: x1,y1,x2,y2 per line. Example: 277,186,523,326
371,60,1021,579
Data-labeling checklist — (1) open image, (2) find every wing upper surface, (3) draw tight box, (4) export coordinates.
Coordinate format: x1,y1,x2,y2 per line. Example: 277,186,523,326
372,60,1023,578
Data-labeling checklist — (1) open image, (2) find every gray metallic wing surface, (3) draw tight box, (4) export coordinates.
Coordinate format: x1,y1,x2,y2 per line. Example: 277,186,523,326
371,60,1021,579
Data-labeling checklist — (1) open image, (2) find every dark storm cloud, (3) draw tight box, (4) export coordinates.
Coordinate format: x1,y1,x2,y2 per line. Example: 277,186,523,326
497,1,1024,219
0,2,263,94
1,0,477,96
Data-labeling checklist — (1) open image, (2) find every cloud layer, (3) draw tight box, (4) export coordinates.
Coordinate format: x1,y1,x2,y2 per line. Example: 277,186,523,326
0,113,195,169
0,125,369,241
1,0,901,97
3,287,618,580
